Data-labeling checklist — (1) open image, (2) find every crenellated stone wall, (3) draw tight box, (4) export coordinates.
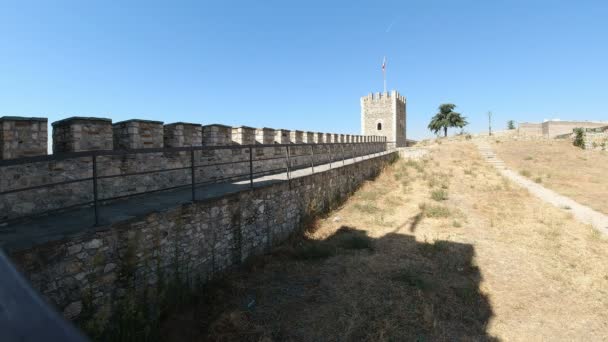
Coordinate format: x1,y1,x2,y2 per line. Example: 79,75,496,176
0,116,387,222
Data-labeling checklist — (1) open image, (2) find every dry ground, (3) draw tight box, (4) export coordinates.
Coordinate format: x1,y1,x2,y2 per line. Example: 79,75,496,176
161,140,608,341
492,138,608,215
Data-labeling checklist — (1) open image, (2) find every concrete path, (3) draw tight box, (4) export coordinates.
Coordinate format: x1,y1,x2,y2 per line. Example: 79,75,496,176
475,140,608,236
0,150,394,253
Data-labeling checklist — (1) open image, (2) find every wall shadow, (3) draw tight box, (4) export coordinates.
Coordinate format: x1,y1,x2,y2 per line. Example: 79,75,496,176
160,226,496,341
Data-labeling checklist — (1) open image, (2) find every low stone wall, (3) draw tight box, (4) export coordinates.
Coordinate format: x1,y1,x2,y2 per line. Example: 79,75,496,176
9,151,396,326
0,143,385,221
582,127,608,150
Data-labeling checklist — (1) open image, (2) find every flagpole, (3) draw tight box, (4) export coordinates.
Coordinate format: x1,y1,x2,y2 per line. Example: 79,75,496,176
382,56,387,93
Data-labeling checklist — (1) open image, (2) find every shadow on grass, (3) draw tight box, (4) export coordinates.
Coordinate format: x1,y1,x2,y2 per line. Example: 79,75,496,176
160,226,496,341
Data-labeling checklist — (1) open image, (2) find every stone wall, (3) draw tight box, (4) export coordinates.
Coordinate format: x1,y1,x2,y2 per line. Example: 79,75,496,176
9,151,397,325
582,126,608,150
518,121,608,138
542,121,608,138
0,142,387,221
0,116,48,159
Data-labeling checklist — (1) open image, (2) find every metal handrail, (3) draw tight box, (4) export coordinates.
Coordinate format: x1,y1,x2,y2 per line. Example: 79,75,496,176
0,142,389,226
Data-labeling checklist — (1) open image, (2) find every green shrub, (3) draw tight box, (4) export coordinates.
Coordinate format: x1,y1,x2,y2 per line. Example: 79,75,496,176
534,177,542,183
419,203,451,218
431,189,448,201
520,170,531,177
573,128,585,149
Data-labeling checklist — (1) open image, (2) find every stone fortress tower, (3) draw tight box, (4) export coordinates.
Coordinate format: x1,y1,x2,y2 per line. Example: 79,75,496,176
360,90,406,147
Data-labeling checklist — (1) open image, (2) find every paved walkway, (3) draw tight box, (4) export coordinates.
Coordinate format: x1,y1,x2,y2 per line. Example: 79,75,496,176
475,140,608,236
0,150,394,253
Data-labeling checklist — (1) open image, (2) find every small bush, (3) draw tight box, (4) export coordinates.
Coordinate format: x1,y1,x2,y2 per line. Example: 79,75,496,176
419,203,451,218
524,156,534,161
573,128,585,149
520,170,531,177
431,189,448,201
452,220,462,228
534,177,542,183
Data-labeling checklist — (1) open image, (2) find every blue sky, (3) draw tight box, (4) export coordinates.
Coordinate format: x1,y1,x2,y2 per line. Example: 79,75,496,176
1,0,607,143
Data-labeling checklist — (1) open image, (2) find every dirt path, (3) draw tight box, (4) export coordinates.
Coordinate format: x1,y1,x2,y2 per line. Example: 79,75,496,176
475,139,608,236
162,140,608,341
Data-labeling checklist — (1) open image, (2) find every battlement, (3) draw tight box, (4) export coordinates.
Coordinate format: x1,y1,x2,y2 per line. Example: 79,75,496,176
0,115,386,160
361,90,406,103
0,116,48,160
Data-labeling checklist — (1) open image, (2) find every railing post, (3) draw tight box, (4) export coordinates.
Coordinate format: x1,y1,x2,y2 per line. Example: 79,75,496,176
190,148,196,201
310,145,315,174
249,146,254,189
285,145,291,182
92,154,99,226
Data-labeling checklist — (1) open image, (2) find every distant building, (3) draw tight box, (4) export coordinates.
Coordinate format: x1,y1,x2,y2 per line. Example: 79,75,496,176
360,91,406,147
518,120,608,138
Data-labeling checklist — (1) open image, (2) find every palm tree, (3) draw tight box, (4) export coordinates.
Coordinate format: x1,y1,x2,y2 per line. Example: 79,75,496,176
428,103,468,137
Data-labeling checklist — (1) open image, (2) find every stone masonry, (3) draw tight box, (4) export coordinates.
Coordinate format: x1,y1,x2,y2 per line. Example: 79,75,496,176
9,151,396,325
202,124,232,146
361,91,406,147
0,116,48,159
163,122,203,148
255,128,275,145
52,117,113,153
113,120,164,150
231,126,256,145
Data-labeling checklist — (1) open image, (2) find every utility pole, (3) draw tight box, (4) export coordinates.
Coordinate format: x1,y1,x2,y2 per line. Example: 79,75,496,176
488,111,493,136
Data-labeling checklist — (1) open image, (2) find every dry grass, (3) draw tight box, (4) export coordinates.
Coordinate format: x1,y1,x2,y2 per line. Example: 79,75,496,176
161,140,608,341
493,138,608,214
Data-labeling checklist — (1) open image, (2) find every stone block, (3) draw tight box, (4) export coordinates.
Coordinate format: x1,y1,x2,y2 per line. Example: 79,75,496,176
113,119,164,150
52,117,113,153
164,122,202,147
275,129,290,144
202,124,231,146
0,116,48,159
289,130,303,144
231,126,256,145
255,127,275,145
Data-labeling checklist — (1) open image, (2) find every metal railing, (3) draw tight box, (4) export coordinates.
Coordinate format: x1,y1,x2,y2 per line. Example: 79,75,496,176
0,142,391,227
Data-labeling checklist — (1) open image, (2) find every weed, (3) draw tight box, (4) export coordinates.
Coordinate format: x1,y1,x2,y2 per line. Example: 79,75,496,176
524,156,534,161
431,189,448,201
353,202,378,214
534,177,542,183
419,203,451,218
520,170,531,177
452,220,462,228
